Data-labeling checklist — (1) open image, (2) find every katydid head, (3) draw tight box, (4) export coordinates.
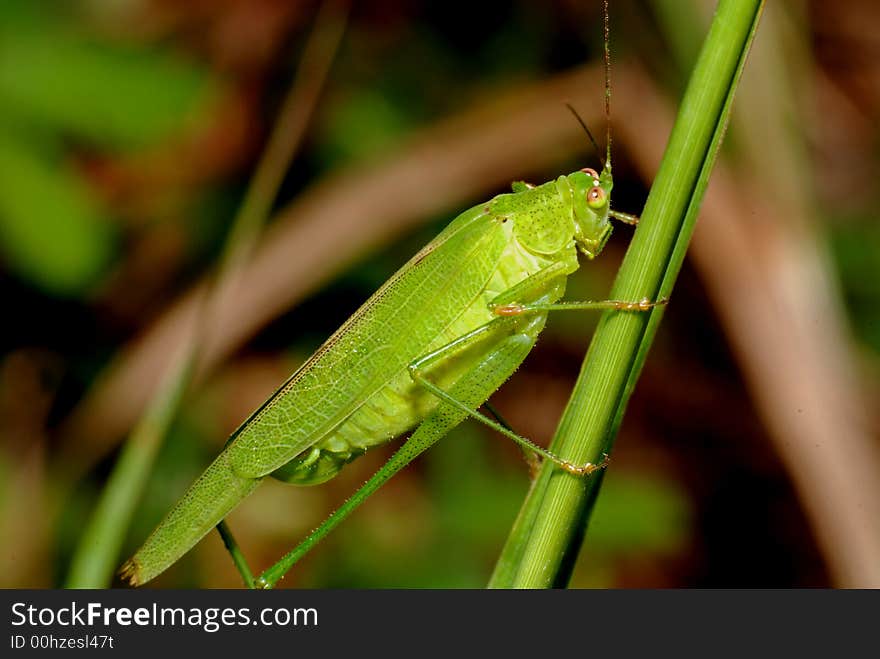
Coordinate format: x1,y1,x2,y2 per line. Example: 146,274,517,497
565,161,613,259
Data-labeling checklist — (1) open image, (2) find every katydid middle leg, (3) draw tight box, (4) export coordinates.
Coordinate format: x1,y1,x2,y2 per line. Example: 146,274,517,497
409,266,667,476
491,296,669,316
483,400,542,479
409,320,610,477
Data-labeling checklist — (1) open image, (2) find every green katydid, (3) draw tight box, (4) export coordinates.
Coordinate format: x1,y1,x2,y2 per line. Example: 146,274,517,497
121,1,663,588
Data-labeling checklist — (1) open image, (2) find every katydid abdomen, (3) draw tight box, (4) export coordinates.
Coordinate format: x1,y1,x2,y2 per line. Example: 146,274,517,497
123,169,612,585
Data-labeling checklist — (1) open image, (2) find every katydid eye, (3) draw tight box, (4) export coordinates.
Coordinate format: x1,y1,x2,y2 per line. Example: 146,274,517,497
587,186,606,209
581,167,600,179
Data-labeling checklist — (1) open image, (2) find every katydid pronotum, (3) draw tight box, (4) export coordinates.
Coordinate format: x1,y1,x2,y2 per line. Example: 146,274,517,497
121,1,665,588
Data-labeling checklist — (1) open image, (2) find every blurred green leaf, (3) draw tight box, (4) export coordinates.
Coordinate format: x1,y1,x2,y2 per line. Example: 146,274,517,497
0,26,212,150
0,132,114,295
0,1,216,295
829,221,880,353
317,87,417,165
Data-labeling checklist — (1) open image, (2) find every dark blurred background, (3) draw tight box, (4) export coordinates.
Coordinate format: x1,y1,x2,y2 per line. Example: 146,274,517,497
1,0,878,588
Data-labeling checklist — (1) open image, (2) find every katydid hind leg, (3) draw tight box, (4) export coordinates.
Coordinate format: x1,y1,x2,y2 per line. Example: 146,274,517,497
258,328,539,588
257,415,447,588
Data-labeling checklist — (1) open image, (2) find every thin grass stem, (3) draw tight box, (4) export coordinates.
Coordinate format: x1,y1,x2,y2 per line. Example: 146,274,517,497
63,0,349,588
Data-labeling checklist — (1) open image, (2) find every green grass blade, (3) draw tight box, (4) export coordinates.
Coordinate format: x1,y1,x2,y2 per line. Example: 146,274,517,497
63,3,348,588
63,356,192,588
489,0,765,589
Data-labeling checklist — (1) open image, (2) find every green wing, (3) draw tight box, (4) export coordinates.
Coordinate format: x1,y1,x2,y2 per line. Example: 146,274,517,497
226,203,506,479
122,203,507,585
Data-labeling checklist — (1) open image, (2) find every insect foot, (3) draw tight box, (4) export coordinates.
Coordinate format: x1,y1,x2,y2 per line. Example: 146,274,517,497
609,209,640,226
560,452,610,476
491,303,526,317
613,296,669,312
524,450,543,481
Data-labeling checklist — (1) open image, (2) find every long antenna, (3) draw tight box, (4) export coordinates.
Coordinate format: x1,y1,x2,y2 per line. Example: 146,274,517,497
565,102,603,164
603,0,612,170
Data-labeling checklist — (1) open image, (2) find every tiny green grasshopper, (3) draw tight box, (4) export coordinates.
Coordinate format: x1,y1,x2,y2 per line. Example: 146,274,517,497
122,0,662,587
